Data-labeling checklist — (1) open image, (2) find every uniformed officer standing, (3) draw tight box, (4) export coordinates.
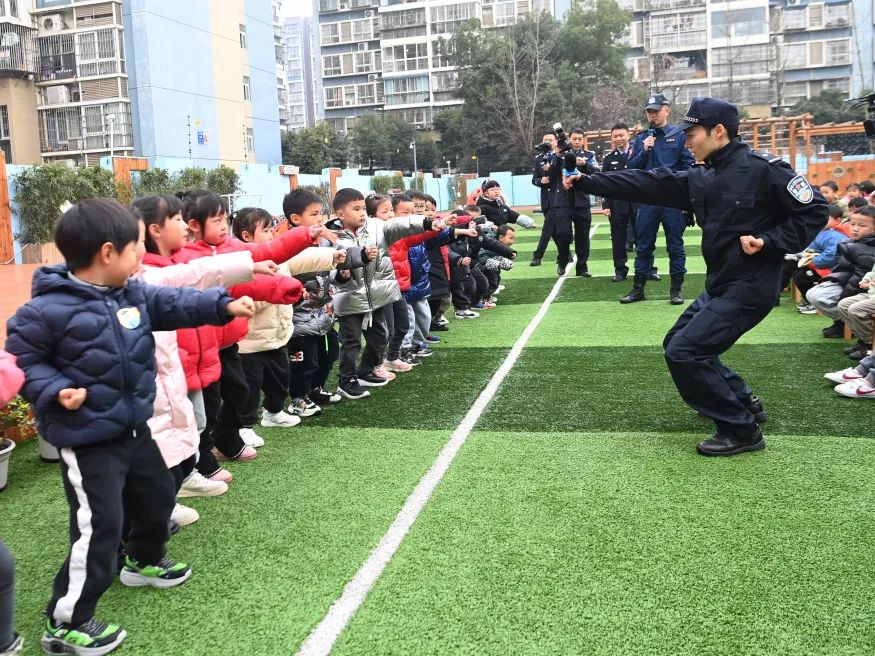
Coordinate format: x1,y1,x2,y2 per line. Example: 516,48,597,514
566,128,599,277
624,93,695,305
531,132,558,267
601,123,638,282
567,97,827,456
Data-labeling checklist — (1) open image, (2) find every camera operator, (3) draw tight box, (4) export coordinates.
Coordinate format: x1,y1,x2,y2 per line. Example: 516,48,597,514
601,123,637,282
565,127,599,277
531,132,559,267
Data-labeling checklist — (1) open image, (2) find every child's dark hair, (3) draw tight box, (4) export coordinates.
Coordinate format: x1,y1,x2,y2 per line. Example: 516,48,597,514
827,204,843,219
55,198,139,271
464,204,482,214
482,179,500,192
860,180,875,195
232,207,273,241
332,187,365,211
391,194,412,210
178,189,227,228
821,180,839,192
408,190,427,201
848,196,869,210
851,205,875,222
423,194,437,206
283,189,323,221
847,182,861,192
366,194,390,216
451,209,470,217
497,225,515,237
131,194,183,254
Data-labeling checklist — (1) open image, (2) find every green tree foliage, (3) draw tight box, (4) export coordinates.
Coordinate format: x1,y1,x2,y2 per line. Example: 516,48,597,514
790,89,868,125
441,0,642,172
282,122,349,173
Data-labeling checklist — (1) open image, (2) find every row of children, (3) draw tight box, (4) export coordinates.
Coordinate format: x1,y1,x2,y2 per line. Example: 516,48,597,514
782,195,875,399
0,181,527,655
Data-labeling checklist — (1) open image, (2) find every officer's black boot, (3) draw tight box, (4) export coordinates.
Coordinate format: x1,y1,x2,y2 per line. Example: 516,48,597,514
669,274,684,305
696,425,765,457
747,395,767,424
647,266,661,282
620,276,646,304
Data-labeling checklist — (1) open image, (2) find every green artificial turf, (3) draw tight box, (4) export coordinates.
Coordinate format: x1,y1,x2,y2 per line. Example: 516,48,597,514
3,218,871,656
333,431,875,656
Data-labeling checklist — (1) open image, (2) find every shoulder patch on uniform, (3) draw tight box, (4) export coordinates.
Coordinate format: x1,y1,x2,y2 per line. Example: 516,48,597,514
787,175,814,204
751,150,783,164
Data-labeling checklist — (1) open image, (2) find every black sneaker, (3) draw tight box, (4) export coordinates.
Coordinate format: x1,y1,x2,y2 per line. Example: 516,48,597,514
430,322,449,332
358,372,390,387
401,350,422,366
746,395,767,424
848,341,870,360
42,618,126,656
310,387,342,405
822,320,845,339
338,379,371,399
414,346,434,357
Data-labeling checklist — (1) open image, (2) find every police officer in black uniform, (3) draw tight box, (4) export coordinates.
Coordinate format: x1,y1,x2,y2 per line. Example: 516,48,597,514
568,97,827,456
566,128,599,277
531,132,558,267
601,122,638,282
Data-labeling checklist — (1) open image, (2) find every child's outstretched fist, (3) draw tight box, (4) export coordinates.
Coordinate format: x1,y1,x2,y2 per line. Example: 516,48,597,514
227,296,256,318
58,388,87,411
254,260,278,276
333,250,347,265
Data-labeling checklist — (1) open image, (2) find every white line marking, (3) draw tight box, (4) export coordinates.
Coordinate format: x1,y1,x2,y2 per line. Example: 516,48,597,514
296,223,604,656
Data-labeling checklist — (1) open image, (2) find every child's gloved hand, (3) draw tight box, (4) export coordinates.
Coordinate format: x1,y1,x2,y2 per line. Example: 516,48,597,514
227,296,255,318
58,388,87,411
254,261,278,276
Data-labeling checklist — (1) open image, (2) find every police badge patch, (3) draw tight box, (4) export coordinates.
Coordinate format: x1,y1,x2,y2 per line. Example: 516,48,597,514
787,175,813,204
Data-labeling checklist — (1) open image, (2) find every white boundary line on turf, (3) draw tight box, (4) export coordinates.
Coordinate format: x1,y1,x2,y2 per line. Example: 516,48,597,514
296,222,603,656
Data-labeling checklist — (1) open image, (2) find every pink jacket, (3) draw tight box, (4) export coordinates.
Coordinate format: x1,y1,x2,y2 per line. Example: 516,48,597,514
0,350,24,407
136,251,254,468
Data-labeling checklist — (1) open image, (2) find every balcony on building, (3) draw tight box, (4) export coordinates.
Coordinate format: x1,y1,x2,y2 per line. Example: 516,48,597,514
651,50,707,81
643,0,705,10
0,22,38,77
319,0,378,13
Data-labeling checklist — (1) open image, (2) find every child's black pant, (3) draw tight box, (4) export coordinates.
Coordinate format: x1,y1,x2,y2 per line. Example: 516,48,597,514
47,426,175,627
240,347,289,426
383,298,409,361
792,267,823,301
196,345,248,475
337,312,388,384
288,334,320,399
312,328,339,391
451,275,475,310
482,268,501,298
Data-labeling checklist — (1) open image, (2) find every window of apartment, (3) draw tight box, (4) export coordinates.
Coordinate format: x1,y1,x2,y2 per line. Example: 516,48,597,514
824,77,850,93
825,3,850,28
430,2,476,34
711,44,770,77
77,29,119,77
711,7,766,38
243,75,251,101
826,39,850,66
239,24,247,49
379,9,427,39
384,75,429,106
782,42,808,68
0,105,9,164
782,8,807,30
382,43,428,73
782,81,809,103
495,1,515,26
432,39,454,68
355,50,378,74
432,71,459,101
246,128,254,154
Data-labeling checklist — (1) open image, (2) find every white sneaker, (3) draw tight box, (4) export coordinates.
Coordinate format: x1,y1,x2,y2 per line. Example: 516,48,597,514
288,398,320,418
383,358,413,373
835,380,875,398
177,471,228,498
824,368,864,384
455,310,480,319
497,285,505,292
171,503,199,526
372,365,396,381
240,427,266,447
261,410,302,428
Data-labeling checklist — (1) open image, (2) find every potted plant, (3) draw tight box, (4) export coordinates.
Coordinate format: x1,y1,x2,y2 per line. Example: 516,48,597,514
0,395,35,443
0,437,13,491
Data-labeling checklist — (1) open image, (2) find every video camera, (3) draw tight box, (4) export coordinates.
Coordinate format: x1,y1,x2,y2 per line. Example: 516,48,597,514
553,123,573,154
535,141,552,155
846,93,875,140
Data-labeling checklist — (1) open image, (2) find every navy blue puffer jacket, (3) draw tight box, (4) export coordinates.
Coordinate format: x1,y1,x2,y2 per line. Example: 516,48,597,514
5,265,234,448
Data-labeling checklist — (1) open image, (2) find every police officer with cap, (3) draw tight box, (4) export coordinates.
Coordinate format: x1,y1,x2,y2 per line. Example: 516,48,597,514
624,92,695,305
567,97,827,456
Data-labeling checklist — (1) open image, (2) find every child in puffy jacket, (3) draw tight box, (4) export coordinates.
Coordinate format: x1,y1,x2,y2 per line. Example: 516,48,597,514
476,224,518,306
5,199,254,656
172,190,316,475
329,188,440,400
785,204,850,314
133,194,269,519
232,207,339,430
283,189,366,410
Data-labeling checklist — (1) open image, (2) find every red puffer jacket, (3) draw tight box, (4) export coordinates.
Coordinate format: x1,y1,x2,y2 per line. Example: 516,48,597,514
173,227,315,390
388,231,437,292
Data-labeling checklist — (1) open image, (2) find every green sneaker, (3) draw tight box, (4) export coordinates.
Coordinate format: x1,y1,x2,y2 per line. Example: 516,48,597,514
119,555,192,589
41,618,125,656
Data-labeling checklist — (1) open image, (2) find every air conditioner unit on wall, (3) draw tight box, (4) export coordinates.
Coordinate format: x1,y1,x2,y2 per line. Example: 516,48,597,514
364,10,373,17
41,14,65,33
